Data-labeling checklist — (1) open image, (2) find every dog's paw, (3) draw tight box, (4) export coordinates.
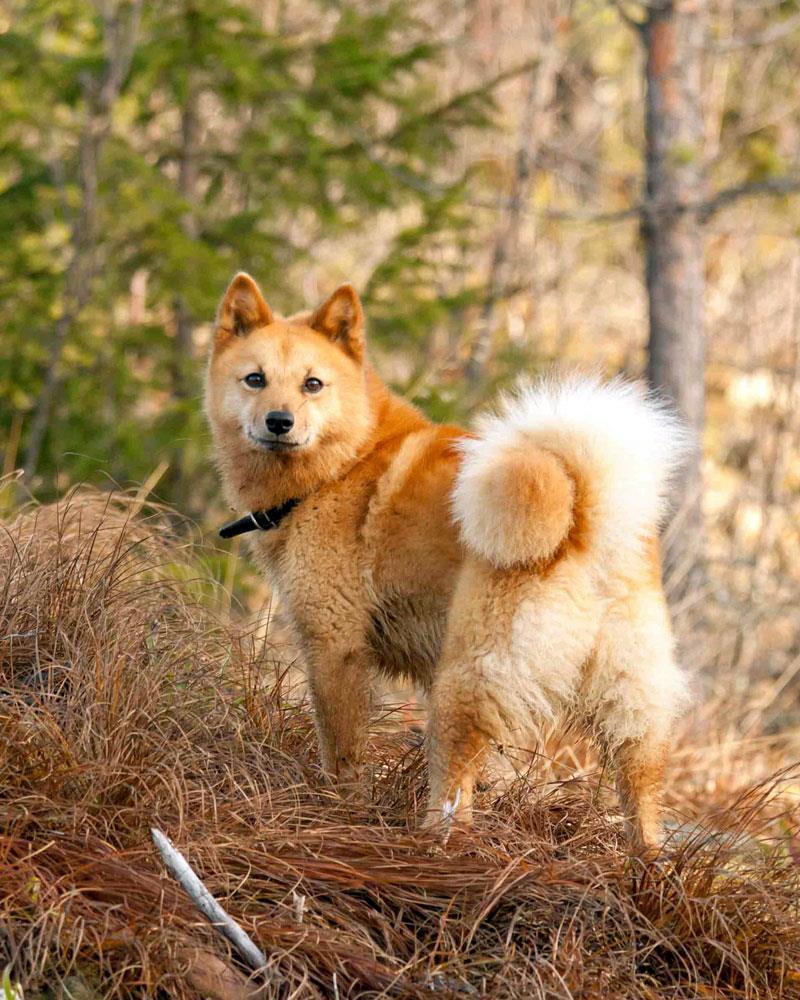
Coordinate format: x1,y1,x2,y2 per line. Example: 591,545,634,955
626,843,677,890
334,764,371,804
421,822,474,856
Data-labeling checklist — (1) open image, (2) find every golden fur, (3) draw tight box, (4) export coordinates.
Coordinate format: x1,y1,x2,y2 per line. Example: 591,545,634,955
205,273,689,854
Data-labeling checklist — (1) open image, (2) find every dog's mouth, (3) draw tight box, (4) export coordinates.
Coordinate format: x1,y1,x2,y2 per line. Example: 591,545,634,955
247,431,309,453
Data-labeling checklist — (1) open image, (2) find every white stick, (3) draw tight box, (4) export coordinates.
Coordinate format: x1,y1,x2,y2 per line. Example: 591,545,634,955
151,827,268,973
291,889,306,924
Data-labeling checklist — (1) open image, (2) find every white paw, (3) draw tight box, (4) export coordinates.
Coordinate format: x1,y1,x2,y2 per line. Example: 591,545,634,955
441,786,462,822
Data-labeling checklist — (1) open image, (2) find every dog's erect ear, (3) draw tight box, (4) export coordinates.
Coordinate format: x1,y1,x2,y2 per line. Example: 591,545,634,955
309,284,365,362
216,272,274,342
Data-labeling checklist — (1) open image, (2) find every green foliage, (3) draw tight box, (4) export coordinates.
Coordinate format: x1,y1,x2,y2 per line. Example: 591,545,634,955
0,0,497,514
1,967,21,1000
7,0,799,522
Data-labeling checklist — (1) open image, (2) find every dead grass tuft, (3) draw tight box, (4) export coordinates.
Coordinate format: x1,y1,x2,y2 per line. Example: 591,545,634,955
1,492,798,998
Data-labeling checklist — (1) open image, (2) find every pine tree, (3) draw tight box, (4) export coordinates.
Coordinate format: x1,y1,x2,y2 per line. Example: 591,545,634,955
1,0,498,511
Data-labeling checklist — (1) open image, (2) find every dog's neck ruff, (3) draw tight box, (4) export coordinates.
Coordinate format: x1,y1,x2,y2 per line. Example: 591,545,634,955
218,497,300,539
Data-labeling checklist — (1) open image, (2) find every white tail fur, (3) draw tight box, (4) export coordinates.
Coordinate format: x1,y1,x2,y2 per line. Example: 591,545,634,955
452,374,692,569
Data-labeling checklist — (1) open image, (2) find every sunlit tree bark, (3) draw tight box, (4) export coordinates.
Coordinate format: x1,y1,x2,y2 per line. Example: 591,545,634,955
466,4,565,389
642,0,706,574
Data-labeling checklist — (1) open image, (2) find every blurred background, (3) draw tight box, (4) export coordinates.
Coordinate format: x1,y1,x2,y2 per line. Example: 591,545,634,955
1,0,800,722
3,7,800,993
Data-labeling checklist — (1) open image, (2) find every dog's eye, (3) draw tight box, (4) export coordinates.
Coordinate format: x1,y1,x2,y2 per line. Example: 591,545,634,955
243,372,265,389
304,377,323,394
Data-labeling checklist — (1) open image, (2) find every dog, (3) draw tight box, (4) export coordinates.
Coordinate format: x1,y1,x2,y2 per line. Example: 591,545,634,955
205,272,689,854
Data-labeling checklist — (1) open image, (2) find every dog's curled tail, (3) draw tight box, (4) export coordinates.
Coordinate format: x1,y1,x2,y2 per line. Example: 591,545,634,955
451,374,691,569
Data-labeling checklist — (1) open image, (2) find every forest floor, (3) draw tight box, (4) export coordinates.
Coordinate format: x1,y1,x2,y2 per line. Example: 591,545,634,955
1,491,798,999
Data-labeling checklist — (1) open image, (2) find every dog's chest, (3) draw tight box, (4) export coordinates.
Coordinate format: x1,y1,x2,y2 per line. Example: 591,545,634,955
366,591,446,688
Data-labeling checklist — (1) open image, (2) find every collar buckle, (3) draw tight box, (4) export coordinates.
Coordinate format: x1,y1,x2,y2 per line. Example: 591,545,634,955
219,498,299,540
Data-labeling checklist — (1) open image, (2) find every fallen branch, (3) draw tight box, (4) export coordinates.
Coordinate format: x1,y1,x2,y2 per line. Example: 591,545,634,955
151,827,269,975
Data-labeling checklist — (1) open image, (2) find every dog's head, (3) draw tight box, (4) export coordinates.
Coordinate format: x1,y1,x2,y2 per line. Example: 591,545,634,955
205,273,374,498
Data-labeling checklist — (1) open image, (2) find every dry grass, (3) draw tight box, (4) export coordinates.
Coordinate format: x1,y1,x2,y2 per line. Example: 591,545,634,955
1,492,799,999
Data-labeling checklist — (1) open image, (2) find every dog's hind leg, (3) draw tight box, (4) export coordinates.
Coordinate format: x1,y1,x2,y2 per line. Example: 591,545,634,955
424,559,594,831
611,737,669,857
583,589,687,856
425,662,496,828
423,565,518,829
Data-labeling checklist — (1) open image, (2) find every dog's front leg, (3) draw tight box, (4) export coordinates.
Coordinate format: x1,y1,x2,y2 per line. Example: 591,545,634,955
306,644,372,785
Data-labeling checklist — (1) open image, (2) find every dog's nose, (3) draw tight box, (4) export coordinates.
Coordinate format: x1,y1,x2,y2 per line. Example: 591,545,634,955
265,410,294,436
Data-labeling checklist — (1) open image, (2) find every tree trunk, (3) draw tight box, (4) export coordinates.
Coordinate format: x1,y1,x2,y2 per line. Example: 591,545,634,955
22,112,100,482
22,1,142,484
165,5,202,510
465,4,563,389
642,0,706,577
172,80,200,402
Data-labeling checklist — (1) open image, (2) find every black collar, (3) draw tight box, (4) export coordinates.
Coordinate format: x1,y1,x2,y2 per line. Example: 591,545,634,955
218,497,300,539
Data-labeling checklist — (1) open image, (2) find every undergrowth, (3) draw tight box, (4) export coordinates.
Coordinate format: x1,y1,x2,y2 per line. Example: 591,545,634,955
0,492,798,999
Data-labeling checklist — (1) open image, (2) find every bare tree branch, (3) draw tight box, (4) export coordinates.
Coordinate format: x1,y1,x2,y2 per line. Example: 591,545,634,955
152,827,274,978
529,175,800,226
708,13,800,52
699,176,800,220
333,58,541,159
